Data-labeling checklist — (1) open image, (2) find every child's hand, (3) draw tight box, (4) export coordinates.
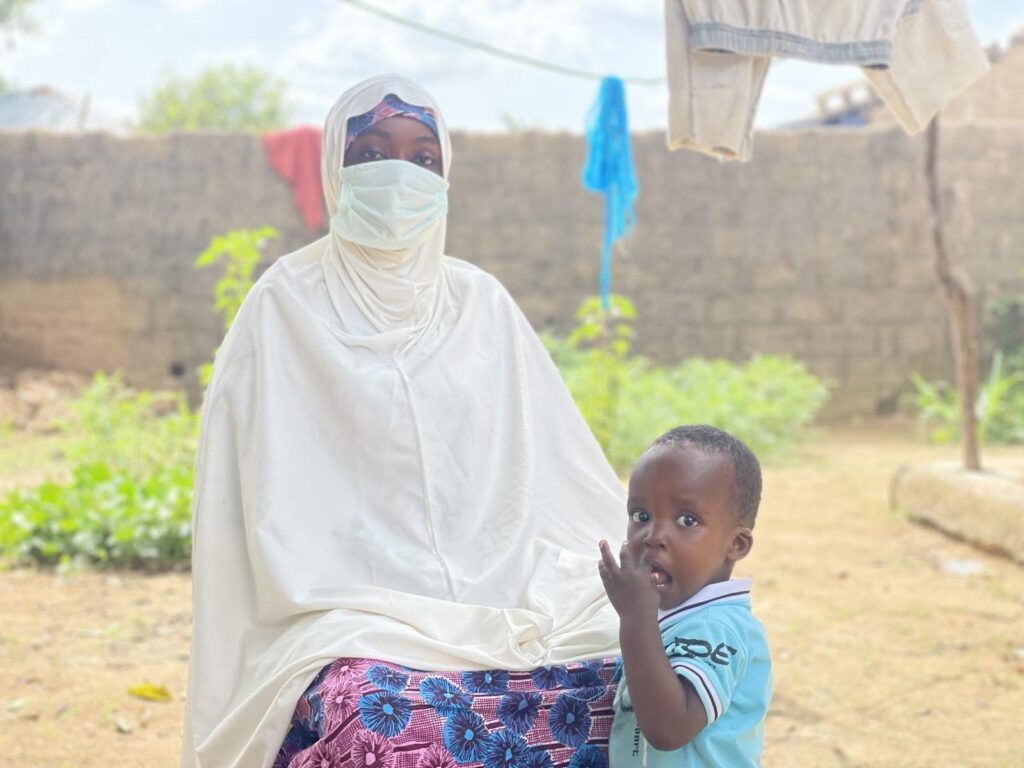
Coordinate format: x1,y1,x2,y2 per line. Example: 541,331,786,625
598,539,660,620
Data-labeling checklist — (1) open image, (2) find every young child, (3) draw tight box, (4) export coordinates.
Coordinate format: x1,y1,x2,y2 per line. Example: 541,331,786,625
598,425,771,767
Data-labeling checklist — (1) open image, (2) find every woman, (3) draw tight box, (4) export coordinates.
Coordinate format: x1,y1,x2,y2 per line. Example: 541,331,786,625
181,75,625,768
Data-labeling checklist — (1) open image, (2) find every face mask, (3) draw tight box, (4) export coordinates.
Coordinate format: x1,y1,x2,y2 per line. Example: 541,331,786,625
331,159,449,251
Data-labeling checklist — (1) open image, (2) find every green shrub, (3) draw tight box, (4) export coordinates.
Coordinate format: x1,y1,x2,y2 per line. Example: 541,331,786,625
543,296,636,453
992,295,1024,359
60,372,197,475
909,352,1024,445
136,63,288,133
992,294,1024,376
194,226,278,387
0,373,197,569
545,296,830,473
0,461,192,569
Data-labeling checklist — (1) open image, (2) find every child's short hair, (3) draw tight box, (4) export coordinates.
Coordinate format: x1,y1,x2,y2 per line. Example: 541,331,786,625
651,425,762,527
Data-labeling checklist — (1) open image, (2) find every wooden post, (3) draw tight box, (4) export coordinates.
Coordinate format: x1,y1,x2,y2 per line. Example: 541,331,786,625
924,117,981,471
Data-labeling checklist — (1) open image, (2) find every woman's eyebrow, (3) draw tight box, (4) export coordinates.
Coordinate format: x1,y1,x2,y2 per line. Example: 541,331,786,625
415,134,440,145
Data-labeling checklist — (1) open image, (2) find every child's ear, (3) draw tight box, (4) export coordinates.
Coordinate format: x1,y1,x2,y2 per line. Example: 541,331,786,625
726,527,753,563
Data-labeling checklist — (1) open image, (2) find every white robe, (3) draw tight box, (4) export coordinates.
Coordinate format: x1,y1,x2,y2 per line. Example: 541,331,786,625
181,75,625,767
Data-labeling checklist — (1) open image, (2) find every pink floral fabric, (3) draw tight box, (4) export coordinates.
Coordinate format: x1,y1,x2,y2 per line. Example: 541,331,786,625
274,657,621,768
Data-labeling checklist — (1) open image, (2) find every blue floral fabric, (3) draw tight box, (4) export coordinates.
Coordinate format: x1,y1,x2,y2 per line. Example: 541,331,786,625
345,93,440,150
274,657,619,768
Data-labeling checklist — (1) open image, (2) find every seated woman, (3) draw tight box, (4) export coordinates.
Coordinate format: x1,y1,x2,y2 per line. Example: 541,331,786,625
180,75,625,768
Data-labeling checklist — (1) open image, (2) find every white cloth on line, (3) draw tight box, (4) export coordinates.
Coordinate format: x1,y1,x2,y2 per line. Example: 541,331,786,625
665,0,989,161
179,74,626,768
862,0,990,133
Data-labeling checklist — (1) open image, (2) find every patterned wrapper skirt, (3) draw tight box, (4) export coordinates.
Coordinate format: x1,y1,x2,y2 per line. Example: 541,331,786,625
274,657,621,768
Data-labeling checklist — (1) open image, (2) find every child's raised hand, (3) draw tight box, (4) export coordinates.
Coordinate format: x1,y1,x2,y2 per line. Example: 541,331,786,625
598,539,660,619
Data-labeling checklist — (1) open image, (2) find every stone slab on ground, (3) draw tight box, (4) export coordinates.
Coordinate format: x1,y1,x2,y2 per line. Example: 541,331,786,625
892,461,1024,564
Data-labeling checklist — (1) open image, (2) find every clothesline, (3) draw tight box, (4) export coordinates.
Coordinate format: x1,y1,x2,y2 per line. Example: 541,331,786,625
340,0,666,86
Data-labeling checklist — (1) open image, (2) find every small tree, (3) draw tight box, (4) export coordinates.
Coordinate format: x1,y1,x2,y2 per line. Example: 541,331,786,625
194,226,279,386
1,0,37,45
925,118,981,470
2,0,37,87
136,63,288,133
564,295,636,452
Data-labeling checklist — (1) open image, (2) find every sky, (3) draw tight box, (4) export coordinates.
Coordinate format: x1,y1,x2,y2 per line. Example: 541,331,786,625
1,0,1021,133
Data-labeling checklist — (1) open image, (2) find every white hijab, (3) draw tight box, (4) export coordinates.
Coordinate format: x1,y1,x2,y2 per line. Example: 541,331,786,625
321,74,454,351
181,75,625,768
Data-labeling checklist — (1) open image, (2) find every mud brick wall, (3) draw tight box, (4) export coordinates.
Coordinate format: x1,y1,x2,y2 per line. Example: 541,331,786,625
1,123,1022,416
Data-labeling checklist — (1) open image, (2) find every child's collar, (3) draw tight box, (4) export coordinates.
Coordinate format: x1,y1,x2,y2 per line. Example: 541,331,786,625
657,577,753,623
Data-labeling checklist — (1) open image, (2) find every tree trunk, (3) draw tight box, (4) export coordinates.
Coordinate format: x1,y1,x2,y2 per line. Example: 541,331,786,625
924,118,981,471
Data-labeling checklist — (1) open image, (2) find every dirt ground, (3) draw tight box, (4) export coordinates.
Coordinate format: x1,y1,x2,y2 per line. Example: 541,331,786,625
2,422,1023,768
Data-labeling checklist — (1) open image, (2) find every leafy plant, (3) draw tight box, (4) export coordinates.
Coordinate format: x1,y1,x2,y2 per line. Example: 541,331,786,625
0,461,192,569
992,294,1024,374
136,63,288,133
0,373,196,569
547,295,636,452
196,226,277,332
545,297,829,473
909,352,1024,445
194,226,278,386
58,372,197,476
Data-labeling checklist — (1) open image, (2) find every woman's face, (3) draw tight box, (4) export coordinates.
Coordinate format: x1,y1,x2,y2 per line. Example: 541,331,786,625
343,116,443,176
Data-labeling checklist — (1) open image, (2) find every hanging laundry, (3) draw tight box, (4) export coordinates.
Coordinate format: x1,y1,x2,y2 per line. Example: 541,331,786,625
664,0,989,160
263,125,326,232
582,76,639,310
862,0,990,133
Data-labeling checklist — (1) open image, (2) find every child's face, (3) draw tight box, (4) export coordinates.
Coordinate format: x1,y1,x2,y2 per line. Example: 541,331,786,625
626,444,752,610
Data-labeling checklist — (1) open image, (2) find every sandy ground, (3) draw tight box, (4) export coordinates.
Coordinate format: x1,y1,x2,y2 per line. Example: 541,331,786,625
1,423,1022,767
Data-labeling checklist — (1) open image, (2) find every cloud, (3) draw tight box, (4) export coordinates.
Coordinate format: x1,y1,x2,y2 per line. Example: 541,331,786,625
61,0,213,11
195,44,268,70
291,16,317,37
158,0,216,11
279,0,666,129
62,0,115,10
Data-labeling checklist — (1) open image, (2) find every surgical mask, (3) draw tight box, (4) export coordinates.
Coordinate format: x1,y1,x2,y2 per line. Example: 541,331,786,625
331,159,449,251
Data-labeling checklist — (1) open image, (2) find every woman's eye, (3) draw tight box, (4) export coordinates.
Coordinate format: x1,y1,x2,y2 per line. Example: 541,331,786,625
361,149,386,161
415,153,436,167
678,514,700,528
629,510,649,524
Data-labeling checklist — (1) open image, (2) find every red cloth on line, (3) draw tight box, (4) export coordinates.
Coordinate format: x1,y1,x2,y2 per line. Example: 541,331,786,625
263,125,325,233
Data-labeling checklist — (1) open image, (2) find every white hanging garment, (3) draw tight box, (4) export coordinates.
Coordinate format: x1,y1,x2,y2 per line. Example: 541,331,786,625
664,0,988,160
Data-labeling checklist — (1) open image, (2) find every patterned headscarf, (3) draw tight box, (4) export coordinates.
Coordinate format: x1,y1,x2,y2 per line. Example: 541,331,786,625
345,93,440,150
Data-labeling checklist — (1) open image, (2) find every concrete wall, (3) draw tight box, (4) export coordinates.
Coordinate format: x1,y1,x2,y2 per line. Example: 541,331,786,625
1,123,1023,416
0,132,313,394
453,123,1024,416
